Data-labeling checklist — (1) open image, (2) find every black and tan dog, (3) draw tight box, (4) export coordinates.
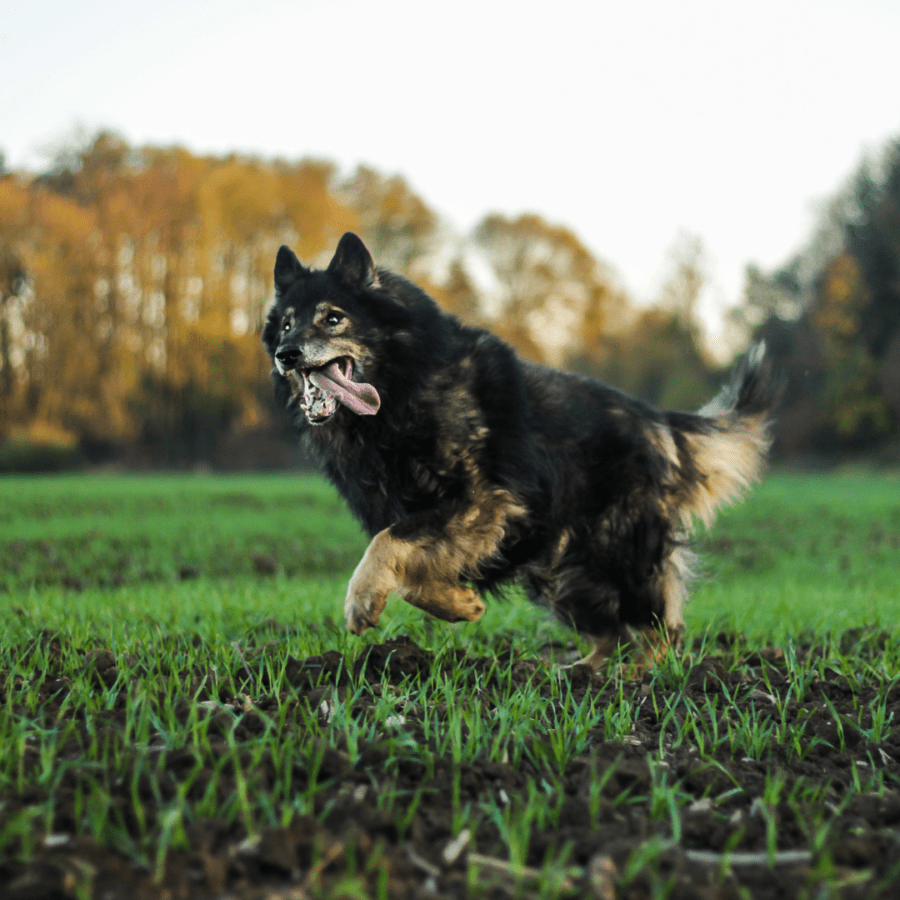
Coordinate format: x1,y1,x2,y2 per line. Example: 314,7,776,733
263,233,775,669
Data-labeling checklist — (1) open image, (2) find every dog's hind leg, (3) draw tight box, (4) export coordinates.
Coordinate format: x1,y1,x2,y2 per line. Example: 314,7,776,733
554,541,692,675
564,624,683,678
563,633,628,671
612,547,691,675
622,624,681,677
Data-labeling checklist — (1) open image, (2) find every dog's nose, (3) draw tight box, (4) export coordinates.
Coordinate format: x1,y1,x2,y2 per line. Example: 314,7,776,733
276,346,301,368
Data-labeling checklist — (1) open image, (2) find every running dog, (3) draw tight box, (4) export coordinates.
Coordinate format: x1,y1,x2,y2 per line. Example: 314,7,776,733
263,232,775,669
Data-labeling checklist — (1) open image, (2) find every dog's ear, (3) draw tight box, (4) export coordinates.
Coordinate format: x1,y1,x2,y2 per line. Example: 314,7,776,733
274,245,308,297
328,232,377,288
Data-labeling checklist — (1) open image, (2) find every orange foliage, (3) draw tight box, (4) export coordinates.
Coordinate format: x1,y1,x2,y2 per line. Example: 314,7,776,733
3,132,713,460
0,136,359,452
474,213,619,365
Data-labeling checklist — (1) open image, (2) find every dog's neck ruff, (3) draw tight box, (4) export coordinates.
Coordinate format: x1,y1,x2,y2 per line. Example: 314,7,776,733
309,359,381,416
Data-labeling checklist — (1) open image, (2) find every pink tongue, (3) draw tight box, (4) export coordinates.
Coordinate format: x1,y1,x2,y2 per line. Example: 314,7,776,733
308,361,380,416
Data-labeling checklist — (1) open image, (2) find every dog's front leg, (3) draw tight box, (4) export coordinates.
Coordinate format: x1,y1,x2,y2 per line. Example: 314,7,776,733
343,529,404,634
344,528,486,634
344,487,526,634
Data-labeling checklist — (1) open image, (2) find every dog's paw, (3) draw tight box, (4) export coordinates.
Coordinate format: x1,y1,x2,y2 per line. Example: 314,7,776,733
407,584,486,622
448,586,486,622
344,587,388,635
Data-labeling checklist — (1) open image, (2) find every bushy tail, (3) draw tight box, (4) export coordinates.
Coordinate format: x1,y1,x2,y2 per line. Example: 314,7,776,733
668,342,777,530
697,341,774,419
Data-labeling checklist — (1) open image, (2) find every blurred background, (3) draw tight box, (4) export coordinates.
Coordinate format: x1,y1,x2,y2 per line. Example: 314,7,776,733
1,0,899,472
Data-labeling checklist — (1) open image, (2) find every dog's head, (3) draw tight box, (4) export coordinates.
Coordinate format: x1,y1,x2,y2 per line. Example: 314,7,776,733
263,232,418,426
264,231,456,427
263,233,380,426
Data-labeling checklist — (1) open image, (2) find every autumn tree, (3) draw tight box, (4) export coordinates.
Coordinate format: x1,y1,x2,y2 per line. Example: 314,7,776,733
436,257,484,324
845,143,900,358
340,166,440,277
0,178,30,424
813,252,891,436
732,132,900,454
571,233,715,410
117,148,358,462
5,127,775,466
1,133,361,464
5,178,105,436
473,213,617,365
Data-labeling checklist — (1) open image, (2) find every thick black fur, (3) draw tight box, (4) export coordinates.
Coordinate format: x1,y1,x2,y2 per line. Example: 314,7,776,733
263,233,775,653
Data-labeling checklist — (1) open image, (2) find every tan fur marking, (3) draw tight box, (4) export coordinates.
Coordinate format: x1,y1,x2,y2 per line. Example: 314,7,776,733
550,528,572,566
344,530,397,634
344,485,526,634
648,422,680,469
404,583,486,622
296,335,374,371
679,413,770,529
344,531,486,633
660,543,695,633
312,302,350,332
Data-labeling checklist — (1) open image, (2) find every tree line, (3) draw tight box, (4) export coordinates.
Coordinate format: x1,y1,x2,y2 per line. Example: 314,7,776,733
1,130,897,468
739,135,900,460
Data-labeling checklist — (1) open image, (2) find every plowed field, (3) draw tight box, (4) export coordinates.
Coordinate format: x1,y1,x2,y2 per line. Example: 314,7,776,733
1,473,898,899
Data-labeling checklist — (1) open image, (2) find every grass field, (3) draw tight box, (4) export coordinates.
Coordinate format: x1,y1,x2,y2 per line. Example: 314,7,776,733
2,471,898,639
1,472,899,899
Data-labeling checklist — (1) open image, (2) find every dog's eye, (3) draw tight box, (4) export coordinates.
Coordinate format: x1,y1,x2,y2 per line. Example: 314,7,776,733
282,317,291,332
324,312,344,327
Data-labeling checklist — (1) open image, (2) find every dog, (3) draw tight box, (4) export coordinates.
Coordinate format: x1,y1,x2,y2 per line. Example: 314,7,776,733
263,232,775,670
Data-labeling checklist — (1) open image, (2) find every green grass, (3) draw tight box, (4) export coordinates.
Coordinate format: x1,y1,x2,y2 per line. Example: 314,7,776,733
2,470,897,640
0,473,367,591
0,471,898,898
691,472,900,638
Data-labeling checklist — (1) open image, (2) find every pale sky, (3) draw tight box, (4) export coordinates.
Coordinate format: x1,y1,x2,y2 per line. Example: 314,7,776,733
2,0,899,347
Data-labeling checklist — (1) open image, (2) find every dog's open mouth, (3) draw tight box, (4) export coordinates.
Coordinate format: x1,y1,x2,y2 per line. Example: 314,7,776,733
288,357,380,424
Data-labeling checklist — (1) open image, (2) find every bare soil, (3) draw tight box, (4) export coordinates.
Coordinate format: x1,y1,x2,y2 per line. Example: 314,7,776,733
2,633,899,899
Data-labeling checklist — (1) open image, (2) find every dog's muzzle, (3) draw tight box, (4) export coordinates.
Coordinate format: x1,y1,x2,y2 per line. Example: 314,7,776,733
278,352,381,423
